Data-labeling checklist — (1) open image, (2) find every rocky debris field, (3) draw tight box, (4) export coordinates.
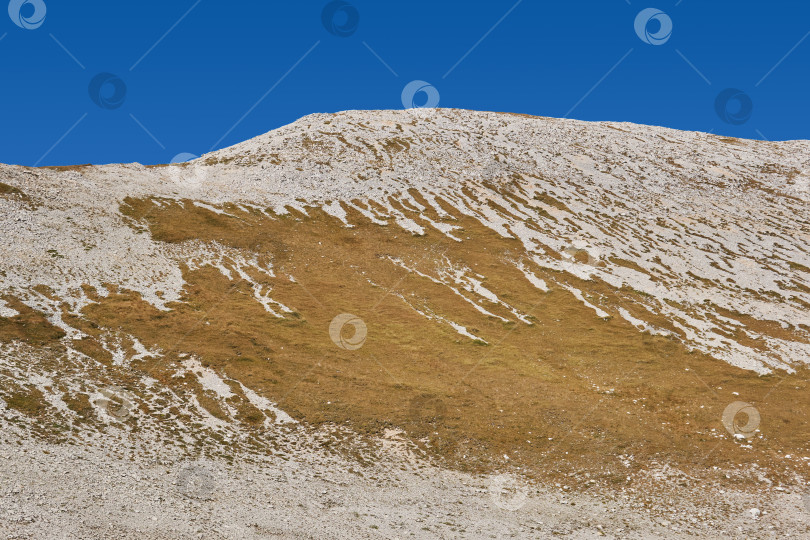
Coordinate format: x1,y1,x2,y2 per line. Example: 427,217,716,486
1,425,808,539
0,109,808,538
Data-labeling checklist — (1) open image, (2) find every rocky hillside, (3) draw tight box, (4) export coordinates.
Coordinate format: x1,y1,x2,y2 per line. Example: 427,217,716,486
1,109,809,536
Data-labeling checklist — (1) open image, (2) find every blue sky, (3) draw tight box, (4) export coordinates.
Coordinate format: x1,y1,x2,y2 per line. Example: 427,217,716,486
1,0,808,166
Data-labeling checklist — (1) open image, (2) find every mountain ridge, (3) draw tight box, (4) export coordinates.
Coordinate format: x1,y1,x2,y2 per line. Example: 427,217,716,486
0,109,809,536
3,109,807,371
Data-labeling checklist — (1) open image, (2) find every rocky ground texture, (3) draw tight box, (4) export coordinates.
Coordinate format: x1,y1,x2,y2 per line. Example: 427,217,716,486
0,109,809,537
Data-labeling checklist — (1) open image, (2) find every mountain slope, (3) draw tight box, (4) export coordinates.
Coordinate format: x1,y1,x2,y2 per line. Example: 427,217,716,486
0,110,809,534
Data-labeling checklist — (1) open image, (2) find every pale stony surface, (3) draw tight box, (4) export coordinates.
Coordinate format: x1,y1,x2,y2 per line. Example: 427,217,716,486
0,425,809,539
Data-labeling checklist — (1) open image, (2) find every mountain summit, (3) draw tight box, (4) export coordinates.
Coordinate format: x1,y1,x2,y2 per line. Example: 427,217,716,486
1,109,809,537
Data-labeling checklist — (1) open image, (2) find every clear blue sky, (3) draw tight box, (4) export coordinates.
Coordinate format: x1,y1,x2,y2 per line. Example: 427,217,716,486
1,0,808,166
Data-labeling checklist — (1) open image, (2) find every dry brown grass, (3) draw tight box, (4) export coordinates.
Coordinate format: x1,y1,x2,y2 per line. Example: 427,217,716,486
0,182,36,207
2,195,809,489
39,164,93,172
